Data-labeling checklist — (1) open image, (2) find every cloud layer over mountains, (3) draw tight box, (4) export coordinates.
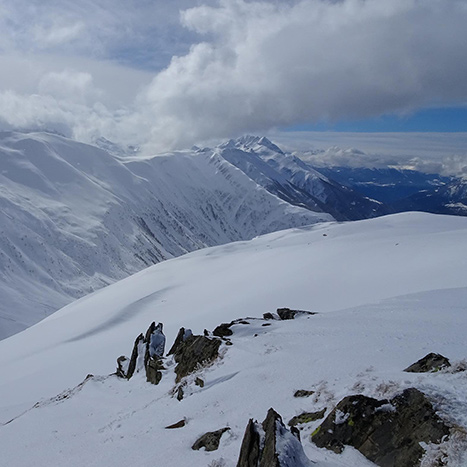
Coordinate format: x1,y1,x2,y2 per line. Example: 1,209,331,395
1,0,467,152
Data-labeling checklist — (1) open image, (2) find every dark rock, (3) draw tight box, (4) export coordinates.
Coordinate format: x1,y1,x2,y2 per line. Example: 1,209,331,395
237,408,312,467
127,333,144,379
294,389,315,398
165,419,186,429
176,386,184,401
213,323,234,338
195,377,204,388
146,356,164,385
404,353,451,373
262,323,271,327
288,409,326,426
263,312,276,320
312,388,450,466
145,322,165,365
116,355,129,378
237,419,261,467
225,340,233,346
192,427,230,451
276,308,317,320
203,329,210,336
174,335,221,382
167,327,193,355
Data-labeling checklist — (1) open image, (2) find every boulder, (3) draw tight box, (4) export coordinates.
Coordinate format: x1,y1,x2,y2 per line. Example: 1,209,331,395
404,353,451,373
174,335,221,382
192,427,230,451
237,408,313,467
165,419,186,429
288,409,326,427
213,323,234,338
312,388,450,466
276,308,317,320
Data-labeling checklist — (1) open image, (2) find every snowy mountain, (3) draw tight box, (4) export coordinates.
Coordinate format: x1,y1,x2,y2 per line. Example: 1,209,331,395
1,213,466,466
0,131,330,339
314,166,451,204
390,178,467,216
218,136,390,221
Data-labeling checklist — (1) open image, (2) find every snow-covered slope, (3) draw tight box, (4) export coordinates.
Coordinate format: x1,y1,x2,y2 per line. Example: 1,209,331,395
1,213,466,466
218,136,389,221
0,131,329,339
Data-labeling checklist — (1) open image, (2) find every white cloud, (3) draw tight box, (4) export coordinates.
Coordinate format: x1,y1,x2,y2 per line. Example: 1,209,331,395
1,0,467,157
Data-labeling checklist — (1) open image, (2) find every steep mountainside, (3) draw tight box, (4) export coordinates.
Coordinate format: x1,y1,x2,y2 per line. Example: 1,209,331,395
218,136,389,221
0,131,330,339
1,213,466,466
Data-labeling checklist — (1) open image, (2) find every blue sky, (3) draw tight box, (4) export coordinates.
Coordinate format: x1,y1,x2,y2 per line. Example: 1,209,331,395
0,0,467,153
286,107,467,133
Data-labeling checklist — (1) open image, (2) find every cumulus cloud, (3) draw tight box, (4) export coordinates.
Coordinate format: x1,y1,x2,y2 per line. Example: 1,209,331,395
1,0,467,156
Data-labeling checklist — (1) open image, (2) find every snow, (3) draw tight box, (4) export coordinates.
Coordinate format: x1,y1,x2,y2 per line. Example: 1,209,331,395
0,131,327,339
1,212,467,466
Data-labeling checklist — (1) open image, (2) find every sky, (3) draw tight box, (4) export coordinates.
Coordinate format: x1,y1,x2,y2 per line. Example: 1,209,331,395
0,0,467,159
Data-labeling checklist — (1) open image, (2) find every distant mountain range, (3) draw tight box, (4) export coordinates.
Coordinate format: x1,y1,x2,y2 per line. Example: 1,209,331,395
1,131,466,339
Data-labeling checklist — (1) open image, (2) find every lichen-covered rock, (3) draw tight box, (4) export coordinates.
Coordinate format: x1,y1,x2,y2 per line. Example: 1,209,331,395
288,409,326,427
174,335,221,382
312,388,450,466
404,353,451,373
167,327,193,355
237,408,313,467
192,427,230,451
276,308,317,320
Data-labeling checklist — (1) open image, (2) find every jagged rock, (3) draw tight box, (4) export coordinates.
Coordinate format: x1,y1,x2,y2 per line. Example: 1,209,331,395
213,323,234,338
237,408,313,467
116,322,165,382
195,377,204,388
263,312,276,320
312,388,450,466
276,308,317,320
404,353,451,373
167,327,193,355
116,355,129,378
293,389,315,398
174,335,221,382
192,427,230,451
288,409,326,426
165,419,186,429
146,356,164,385
237,419,261,466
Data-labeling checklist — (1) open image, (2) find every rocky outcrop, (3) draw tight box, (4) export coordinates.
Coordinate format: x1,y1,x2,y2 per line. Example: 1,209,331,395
312,388,450,466
174,335,221,382
192,427,230,451
404,353,451,373
237,408,313,467
276,308,317,320
116,322,166,385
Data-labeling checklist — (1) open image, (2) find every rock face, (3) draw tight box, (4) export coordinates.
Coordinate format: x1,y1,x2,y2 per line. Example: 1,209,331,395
276,308,316,320
192,427,230,451
173,335,221,382
312,388,450,466
237,408,313,467
404,353,451,373
167,327,193,355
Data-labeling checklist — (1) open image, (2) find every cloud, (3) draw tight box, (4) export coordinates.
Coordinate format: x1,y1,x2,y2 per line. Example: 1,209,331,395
1,0,467,155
